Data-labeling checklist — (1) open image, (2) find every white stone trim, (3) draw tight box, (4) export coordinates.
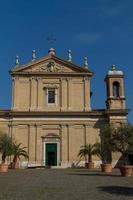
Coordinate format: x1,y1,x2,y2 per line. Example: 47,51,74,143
44,87,58,106
11,117,104,121
109,116,127,120
43,140,60,166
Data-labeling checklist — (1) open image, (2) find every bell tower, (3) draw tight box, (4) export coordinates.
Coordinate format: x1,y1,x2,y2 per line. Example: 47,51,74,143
105,65,126,110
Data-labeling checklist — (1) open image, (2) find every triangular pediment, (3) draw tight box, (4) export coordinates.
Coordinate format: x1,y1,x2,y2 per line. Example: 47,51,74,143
10,55,92,74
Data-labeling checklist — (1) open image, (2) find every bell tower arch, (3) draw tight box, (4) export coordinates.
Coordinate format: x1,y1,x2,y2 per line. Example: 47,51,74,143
105,65,126,110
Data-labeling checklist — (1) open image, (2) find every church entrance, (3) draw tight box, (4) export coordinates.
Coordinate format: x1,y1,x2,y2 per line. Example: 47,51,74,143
45,143,57,166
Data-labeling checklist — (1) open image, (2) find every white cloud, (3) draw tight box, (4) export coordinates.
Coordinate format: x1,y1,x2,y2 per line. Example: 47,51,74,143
76,33,101,44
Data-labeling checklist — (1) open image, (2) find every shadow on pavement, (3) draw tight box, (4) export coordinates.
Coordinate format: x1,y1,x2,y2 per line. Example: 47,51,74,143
67,173,120,177
97,186,133,196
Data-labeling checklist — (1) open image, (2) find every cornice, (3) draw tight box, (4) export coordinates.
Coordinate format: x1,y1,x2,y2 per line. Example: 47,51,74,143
104,74,124,82
10,72,93,77
0,109,130,118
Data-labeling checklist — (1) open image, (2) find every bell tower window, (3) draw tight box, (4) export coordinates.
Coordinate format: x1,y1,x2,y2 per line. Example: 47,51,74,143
113,81,120,97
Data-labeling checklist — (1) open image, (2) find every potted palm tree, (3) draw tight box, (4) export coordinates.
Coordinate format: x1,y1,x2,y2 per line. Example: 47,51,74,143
0,133,13,172
78,144,97,169
111,124,133,177
11,142,29,169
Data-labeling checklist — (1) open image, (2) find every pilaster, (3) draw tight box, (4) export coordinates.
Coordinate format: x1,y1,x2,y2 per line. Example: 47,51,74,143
60,125,68,165
36,125,42,162
60,78,67,111
84,124,87,146
67,78,72,110
37,78,43,110
68,124,74,162
28,125,36,162
30,77,37,110
84,76,91,111
12,77,19,110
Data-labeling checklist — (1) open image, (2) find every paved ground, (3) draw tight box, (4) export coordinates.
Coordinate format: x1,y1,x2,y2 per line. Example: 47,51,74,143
0,168,133,200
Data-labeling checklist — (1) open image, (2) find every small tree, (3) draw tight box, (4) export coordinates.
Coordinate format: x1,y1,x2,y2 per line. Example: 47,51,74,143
111,124,133,165
0,133,13,163
99,124,114,164
12,142,29,166
93,142,104,162
78,144,97,164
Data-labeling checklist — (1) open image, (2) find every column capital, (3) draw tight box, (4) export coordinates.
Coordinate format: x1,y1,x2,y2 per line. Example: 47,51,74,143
60,124,67,128
83,76,89,81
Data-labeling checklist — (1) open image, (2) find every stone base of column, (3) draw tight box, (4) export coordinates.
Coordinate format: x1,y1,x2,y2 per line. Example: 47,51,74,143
29,107,37,111
84,107,91,112
60,107,67,111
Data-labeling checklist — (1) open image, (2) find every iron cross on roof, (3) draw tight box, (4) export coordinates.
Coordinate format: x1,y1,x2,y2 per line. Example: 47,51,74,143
47,34,56,46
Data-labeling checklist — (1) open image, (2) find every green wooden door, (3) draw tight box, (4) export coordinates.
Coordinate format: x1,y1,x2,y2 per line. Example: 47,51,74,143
46,143,57,166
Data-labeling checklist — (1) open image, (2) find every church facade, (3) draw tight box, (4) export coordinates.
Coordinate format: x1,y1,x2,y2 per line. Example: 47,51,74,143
0,48,129,167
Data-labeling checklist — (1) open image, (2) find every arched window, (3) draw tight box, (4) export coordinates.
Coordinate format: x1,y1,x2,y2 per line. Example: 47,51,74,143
113,81,120,97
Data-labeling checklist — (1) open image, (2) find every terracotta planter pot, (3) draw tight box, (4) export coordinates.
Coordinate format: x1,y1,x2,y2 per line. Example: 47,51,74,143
120,165,133,177
0,163,8,172
101,164,112,173
85,162,94,169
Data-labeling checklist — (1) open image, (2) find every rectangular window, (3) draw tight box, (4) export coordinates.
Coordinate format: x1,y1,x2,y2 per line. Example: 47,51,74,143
48,88,55,104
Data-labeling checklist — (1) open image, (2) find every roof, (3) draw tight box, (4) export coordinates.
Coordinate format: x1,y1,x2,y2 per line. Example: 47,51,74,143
108,65,123,76
10,49,93,76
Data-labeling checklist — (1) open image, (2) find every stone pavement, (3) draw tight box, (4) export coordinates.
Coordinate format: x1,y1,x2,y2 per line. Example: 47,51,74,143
0,168,133,200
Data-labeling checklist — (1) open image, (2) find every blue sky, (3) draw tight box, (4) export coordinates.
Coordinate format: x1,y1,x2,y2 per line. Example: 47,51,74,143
0,0,133,122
